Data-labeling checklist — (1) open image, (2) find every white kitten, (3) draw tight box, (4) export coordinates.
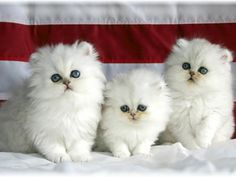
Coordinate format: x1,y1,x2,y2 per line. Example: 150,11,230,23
0,41,106,162
96,68,171,158
159,38,235,149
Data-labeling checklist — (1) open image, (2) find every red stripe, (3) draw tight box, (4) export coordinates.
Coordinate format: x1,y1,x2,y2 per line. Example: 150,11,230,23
0,22,236,63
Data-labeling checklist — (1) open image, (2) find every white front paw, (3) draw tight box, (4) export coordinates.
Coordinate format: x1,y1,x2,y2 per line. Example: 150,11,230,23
133,151,151,157
113,150,131,158
132,142,151,156
70,152,92,162
45,153,71,163
197,139,212,149
182,141,201,150
68,140,92,162
133,152,153,158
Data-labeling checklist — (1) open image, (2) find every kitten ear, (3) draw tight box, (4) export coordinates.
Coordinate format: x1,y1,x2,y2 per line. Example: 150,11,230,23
29,46,51,66
74,40,98,57
30,52,38,65
173,38,189,51
220,48,233,64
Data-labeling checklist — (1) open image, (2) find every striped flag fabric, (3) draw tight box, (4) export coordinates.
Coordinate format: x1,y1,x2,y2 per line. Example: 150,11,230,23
0,3,236,136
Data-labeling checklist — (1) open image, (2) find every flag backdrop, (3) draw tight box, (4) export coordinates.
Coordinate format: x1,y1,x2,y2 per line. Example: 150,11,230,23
0,3,236,136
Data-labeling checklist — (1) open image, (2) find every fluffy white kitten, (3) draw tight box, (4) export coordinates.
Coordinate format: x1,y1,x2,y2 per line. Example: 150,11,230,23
159,38,235,149
96,69,171,158
0,41,106,162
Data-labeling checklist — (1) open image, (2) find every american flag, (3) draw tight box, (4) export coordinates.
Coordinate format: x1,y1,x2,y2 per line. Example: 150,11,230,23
0,3,236,136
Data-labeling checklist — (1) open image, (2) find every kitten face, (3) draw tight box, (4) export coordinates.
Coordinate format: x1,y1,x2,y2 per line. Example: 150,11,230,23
28,41,105,100
118,98,149,122
181,62,208,83
165,38,233,95
120,104,147,121
105,84,151,124
50,69,80,91
104,69,168,124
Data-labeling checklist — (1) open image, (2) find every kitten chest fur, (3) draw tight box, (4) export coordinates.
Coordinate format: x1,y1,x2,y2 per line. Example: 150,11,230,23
26,99,98,151
101,120,161,151
170,90,233,137
171,95,208,135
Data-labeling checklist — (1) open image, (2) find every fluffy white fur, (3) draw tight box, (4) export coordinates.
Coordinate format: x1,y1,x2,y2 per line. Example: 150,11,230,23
96,69,171,158
159,38,235,149
0,41,106,162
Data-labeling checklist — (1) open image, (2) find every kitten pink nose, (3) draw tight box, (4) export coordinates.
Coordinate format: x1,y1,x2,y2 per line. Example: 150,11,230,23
190,71,195,76
130,112,136,117
63,80,71,86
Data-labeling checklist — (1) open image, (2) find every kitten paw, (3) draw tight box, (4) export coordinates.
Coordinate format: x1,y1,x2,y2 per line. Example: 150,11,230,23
133,152,153,158
70,152,92,162
183,142,201,150
72,154,92,162
197,140,212,149
67,140,92,162
46,153,71,163
132,144,151,156
113,150,131,158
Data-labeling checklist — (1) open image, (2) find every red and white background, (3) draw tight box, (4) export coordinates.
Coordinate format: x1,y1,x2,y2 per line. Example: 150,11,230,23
2,4,236,131
1,4,236,175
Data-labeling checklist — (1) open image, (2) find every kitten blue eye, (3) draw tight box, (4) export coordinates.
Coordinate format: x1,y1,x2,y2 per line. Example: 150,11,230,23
70,70,80,78
182,62,191,70
51,74,62,82
137,104,147,112
198,67,208,75
120,105,130,112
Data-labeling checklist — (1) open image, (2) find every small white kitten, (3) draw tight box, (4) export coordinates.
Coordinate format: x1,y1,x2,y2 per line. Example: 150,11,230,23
159,38,235,149
0,41,106,162
96,68,171,158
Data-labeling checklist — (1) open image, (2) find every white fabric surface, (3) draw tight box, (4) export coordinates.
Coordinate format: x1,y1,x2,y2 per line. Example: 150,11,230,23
0,4,236,24
0,140,236,176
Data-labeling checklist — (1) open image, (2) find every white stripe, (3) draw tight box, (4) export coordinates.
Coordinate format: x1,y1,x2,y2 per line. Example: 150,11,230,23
0,61,31,99
103,63,164,81
0,61,235,101
0,4,236,25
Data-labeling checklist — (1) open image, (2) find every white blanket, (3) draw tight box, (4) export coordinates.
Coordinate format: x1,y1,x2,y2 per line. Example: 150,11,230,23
1,140,236,176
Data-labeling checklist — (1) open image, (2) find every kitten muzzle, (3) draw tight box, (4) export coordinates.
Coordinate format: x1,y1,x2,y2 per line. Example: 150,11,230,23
189,71,195,76
63,80,72,90
63,79,71,85
188,77,194,81
130,112,137,120
188,71,195,82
